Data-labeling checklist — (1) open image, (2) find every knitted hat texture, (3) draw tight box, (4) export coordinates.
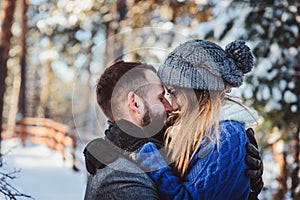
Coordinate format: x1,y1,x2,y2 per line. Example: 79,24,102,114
158,40,254,90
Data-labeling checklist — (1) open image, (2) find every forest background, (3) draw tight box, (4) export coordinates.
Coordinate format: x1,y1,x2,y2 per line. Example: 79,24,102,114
0,0,300,199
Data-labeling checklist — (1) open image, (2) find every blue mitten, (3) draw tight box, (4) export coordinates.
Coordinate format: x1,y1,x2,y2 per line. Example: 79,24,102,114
136,142,168,172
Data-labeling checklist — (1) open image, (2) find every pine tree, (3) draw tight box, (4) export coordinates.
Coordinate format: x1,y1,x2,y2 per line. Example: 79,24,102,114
243,2,300,198
197,0,300,198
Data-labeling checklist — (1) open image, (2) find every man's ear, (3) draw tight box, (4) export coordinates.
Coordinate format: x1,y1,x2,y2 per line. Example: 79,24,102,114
128,91,142,114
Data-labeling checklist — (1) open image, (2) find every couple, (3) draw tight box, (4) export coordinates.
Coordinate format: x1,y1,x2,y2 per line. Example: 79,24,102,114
83,39,263,199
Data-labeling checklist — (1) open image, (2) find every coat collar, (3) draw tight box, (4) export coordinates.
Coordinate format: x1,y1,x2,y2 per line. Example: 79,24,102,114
105,119,165,152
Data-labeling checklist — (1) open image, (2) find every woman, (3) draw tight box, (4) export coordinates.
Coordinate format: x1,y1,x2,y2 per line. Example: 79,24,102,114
136,40,258,199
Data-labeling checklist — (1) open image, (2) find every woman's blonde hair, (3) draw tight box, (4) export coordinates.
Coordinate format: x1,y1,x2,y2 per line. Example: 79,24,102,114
165,87,225,177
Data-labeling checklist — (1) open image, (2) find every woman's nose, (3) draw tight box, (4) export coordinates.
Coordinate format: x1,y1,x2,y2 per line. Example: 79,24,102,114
171,102,179,111
162,99,173,112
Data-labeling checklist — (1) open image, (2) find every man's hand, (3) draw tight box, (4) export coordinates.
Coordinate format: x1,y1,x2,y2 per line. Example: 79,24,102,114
245,128,264,200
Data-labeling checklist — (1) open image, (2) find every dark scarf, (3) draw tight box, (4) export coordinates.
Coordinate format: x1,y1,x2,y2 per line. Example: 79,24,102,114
105,119,165,152
83,119,166,174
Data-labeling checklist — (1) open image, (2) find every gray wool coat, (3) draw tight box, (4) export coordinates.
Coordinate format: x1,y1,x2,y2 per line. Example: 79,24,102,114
84,156,159,200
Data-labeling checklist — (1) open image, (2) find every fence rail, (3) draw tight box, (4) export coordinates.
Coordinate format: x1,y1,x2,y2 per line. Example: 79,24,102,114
2,117,78,171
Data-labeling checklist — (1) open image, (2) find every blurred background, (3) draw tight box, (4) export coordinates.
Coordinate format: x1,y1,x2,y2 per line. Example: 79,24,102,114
0,0,299,199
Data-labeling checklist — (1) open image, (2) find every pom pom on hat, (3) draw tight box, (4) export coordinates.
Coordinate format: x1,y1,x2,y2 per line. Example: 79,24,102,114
158,39,254,90
225,40,254,74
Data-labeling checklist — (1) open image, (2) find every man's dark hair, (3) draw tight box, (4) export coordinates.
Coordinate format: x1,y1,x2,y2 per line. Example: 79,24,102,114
96,60,156,120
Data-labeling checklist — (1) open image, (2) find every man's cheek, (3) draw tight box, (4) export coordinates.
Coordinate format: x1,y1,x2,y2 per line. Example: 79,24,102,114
152,104,166,116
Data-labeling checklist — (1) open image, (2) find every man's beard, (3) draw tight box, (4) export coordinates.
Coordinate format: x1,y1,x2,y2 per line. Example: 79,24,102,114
141,108,151,127
141,101,167,138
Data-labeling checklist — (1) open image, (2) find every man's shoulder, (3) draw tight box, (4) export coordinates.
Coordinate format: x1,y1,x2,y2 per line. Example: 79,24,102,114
85,157,159,200
96,156,146,176
92,157,154,186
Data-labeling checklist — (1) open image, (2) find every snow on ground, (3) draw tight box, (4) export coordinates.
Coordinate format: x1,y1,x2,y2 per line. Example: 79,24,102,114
1,138,87,200
0,138,280,200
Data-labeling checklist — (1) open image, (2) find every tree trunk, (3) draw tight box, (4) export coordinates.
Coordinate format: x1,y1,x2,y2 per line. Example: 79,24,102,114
37,60,51,118
26,67,39,117
104,0,127,66
0,0,17,156
18,0,28,118
291,64,300,199
6,75,21,136
81,30,96,135
273,140,288,199
291,124,300,199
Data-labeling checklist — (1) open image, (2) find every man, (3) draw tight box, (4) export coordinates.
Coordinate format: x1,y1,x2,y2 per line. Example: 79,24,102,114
84,60,263,200
84,61,172,200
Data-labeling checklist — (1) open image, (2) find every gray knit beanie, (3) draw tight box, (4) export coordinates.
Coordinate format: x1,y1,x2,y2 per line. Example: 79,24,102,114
158,40,254,90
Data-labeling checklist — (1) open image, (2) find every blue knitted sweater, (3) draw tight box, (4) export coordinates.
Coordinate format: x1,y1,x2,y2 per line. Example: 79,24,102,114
138,120,251,200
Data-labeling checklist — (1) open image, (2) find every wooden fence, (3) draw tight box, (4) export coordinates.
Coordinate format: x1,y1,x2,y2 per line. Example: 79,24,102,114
2,117,79,171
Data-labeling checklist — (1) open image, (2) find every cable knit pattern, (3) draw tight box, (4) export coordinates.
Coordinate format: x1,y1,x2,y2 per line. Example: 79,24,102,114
225,40,254,74
143,120,250,200
158,40,254,90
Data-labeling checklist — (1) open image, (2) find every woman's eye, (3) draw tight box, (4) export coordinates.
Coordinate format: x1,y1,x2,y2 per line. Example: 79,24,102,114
168,89,177,96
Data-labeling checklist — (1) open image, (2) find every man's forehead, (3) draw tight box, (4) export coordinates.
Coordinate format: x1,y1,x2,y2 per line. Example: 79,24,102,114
144,69,162,85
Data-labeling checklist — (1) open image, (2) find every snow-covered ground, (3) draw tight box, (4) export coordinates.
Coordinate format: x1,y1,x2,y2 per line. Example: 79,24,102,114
1,137,280,200
1,138,87,200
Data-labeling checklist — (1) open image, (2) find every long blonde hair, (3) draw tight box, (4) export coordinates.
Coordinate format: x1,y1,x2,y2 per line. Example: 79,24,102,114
165,87,225,177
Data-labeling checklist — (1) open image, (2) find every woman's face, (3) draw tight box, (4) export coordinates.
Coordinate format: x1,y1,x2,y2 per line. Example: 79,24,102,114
164,85,181,111
164,86,201,113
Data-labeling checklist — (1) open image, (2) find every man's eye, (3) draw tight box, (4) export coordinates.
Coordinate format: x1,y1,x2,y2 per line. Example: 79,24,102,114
159,97,165,101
